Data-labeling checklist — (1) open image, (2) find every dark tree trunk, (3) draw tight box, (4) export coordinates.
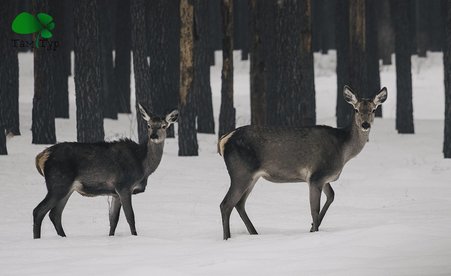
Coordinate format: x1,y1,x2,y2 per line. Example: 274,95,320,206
131,0,152,144
4,0,20,136
100,0,117,119
64,0,73,76
392,0,415,134
179,0,199,155
208,0,222,66
443,0,451,158
74,0,105,142
336,0,351,127
249,0,271,126
268,0,315,127
415,0,429,57
218,0,236,138
299,0,316,125
32,0,56,144
348,0,367,98
115,0,132,114
366,0,382,117
146,0,161,115
51,0,69,119
0,0,17,153
194,0,215,134
160,0,180,138
377,0,394,65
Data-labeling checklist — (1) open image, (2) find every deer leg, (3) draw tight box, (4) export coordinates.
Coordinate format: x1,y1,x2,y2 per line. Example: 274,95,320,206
318,183,335,227
109,195,122,236
49,191,73,237
118,191,137,236
220,175,254,240
33,193,60,239
235,179,259,235
308,182,323,232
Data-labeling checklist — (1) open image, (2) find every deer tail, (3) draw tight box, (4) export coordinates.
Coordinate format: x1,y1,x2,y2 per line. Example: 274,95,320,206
35,149,50,177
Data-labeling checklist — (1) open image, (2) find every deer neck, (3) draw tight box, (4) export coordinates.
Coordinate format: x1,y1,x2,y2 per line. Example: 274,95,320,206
142,140,164,176
343,115,370,163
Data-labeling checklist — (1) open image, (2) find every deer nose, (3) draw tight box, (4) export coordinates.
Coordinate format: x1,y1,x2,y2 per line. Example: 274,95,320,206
150,133,158,139
361,122,370,130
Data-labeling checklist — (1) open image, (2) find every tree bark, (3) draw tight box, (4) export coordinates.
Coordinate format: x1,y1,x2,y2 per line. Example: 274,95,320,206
74,0,105,142
100,0,117,119
131,0,152,144
443,0,451,158
336,0,351,127
269,0,315,127
377,0,394,65
160,0,180,138
194,0,215,134
32,0,56,144
392,0,415,134
249,0,270,126
179,0,198,155
348,0,367,98
51,0,69,119
115,0,132,114
366,0,382,117
218,0,236,137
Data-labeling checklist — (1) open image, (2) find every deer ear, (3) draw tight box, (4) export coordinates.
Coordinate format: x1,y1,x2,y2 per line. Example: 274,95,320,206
373,87,388,106
343,85,358,107
165,110,179,125
138,103,151,122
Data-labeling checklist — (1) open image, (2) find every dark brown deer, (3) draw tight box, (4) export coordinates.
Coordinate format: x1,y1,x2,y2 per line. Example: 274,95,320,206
218,86,387,240
33,104,178,239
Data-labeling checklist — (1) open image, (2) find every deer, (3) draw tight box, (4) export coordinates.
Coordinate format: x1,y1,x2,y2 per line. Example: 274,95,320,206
32,104,178,239
218,86,387,240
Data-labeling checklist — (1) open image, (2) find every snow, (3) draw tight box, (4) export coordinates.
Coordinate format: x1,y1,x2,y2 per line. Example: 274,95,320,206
1,51,451,275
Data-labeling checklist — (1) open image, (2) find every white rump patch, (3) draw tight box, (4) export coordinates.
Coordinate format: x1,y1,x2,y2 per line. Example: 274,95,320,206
218,130,236,156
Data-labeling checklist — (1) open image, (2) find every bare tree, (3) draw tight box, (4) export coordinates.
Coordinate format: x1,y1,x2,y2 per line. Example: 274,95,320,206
74,0,104,142
32,0,56,144
178,0,198,155
218,0,235,137
392,0,415,134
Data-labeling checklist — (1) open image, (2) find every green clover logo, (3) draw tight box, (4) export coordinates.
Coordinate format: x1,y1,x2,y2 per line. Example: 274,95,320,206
11,12,55,48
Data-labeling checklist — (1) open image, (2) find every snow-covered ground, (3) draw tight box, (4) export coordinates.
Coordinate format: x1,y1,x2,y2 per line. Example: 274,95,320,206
1,51,451,275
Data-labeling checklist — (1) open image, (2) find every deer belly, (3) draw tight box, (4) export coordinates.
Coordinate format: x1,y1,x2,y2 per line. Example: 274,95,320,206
262,168,310,183
73,180,117,197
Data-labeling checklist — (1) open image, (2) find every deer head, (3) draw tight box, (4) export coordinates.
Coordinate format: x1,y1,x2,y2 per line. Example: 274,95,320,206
138,104,179,143
344,86,387,132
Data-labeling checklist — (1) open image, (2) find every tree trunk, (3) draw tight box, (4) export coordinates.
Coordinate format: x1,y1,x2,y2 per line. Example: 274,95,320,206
269,0,315,127
194,0,215,134
4,0,20,136
52,0,69,119
249,0,270,126
100,0,117,119
443,0,451,158
179,0,199,155
415,0,429,57
115,0,132,114
336,0,351,127
0,0,16,153
218,0,236,137
348,0,367,98
366,0,382,117
392,0,415,134
131,0,152,144
74,0,104,142
377,0,394,65
32,0,57,144
160,0,180,138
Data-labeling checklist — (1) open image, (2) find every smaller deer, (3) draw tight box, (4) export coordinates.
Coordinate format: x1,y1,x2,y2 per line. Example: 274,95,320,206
218,86,387,240
33,104,178,239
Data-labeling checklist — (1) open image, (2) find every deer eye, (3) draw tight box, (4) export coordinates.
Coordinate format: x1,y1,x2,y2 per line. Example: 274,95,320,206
162,125,167,129
147,124,151,129
354,109,359,113
372,109,376,113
